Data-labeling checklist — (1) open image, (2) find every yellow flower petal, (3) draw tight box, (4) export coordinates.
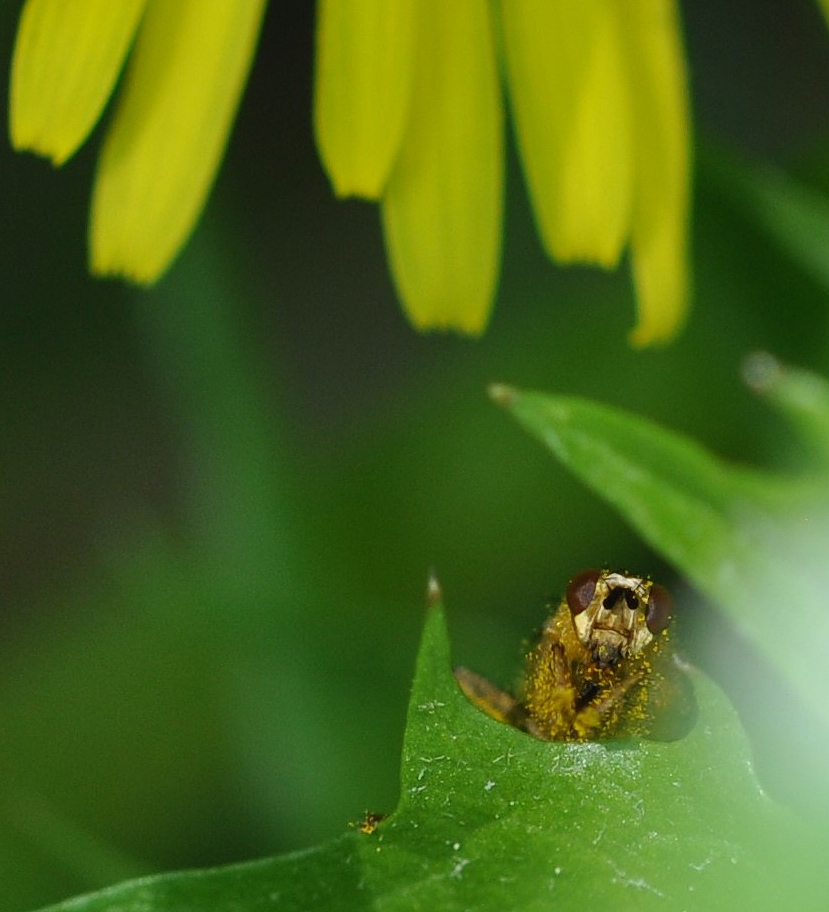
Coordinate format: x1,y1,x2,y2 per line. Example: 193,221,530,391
9,0,148,165
380,1,503,335
621,0,691,347
500,0,633,268
314,0,416,199
90,0,267,284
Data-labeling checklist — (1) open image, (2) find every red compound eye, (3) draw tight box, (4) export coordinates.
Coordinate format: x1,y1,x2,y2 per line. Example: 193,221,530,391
646,584,673,633
566,569,601,616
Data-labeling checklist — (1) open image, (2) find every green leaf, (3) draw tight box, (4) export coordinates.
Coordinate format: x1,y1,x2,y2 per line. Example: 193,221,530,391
705,150,829,295
489,375,829,741
742,350,829,466
30,589,827,912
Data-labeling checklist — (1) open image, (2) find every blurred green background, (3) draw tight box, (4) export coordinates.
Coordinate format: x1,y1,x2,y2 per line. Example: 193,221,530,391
3,2,829,910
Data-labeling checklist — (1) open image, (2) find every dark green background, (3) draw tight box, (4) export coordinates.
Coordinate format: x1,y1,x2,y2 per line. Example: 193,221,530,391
3,2,829,910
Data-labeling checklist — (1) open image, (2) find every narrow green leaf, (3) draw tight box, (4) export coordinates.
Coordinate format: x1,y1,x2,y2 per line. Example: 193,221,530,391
30,591,827,912
743,351,829,466
490,381,829,738
705,150,829,294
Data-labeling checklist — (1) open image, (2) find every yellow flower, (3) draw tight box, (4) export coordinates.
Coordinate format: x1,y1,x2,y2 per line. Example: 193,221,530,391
315,0,691,345
10,0,268,283
11,1,691,346
315,0,503,335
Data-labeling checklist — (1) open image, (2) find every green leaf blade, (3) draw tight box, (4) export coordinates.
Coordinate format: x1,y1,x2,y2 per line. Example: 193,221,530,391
388,597,817,910
743,351,829,467
27,592,828,912
491,384,760,585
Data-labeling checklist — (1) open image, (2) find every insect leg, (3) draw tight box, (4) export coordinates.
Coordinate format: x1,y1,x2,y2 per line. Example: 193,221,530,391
454,666,527,727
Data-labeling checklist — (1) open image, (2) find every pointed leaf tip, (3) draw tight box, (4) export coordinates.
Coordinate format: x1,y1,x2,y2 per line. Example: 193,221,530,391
742,351,781,395
488,383,517,406
426,572,442,607
741,351,829,465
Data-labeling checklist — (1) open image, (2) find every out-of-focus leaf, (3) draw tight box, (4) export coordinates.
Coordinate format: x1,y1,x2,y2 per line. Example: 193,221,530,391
29,592,826,912
742,350,829,466
705,150,829,294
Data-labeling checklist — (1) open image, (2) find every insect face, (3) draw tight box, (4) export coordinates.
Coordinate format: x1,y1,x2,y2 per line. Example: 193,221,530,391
567,569,673,666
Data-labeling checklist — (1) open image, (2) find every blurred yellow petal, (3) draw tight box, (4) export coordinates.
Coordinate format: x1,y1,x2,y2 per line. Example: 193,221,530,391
500,0,633,267
90,0,267,284
622,0,691,347
9,0,148,165
818,0,829,27
381,1,503,335
314,0,415,199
